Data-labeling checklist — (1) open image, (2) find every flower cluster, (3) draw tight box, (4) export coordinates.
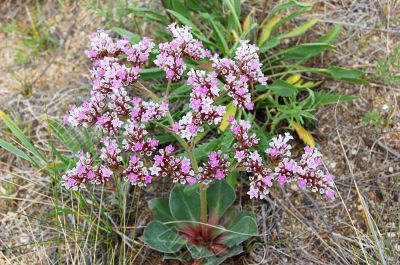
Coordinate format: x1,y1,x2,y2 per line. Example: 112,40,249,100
155,23,209,81
228,120,335,200
211,40,267,110
150,145,196,185
63,152,113,190
62,23,335,203
172,70,226,140
198,151,230,185
123,121,159,155
124,155,152,187
100,137,122,169
67,30,156,133
229,118,259,162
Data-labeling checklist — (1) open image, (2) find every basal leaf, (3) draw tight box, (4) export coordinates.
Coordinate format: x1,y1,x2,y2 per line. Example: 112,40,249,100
148,198,175,223
223,212,257,247
142,220,185,253
169,184,201,222
207,180,236,219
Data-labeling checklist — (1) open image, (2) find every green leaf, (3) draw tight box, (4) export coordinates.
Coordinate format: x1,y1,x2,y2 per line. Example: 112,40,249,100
47,119,80,154
259,37,280,52
218,102,236,132
258,14,281,47
127,7,169,25
0,139,40,167
314,91,358,106
141,220,185,253
207,180,236,219
266,80,298,97
171,84,192,95
112,27,141,43
276,43,335,61
140,68,165,80
0,110,46,166
169,184,201,222
318,24,342,44
148,198,175,223
223,212,257,247
204,246,243,265
167,10,201,34
193,138,222,161
319,66,367,84
268,0,312,18
223,0,242,34
187,244,215,259
171,0,191,18
278,18,318,39
201,13,229,54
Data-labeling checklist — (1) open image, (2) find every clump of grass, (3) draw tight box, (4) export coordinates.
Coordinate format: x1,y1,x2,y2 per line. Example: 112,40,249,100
378,44,400,86
1,3,59,65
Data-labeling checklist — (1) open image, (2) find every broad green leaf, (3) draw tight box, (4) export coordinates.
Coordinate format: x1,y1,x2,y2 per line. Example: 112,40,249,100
0,139,39,167
112,27,141,43
258,14,282,47
278,18,318,39
207,180,236,219
141,220,185,253
266,80,298,97
0,110,46,166
169,184,201,222
187,244,215,259
218,102,236,132
314,91,358,106
223,212,257,247
148,198,175,223
204,246,243,265
292,121,315,147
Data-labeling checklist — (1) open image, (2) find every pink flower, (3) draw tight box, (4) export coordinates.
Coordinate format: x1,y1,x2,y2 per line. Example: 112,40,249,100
247,186,259,199
198,151,230,185
165,145,175,154
227,116,235,123
277,175,287,185
297,178,307,189
326,188,335,200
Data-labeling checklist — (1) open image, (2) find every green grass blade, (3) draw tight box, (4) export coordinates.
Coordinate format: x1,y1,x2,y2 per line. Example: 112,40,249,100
0,110,46,166
0,139,40,167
